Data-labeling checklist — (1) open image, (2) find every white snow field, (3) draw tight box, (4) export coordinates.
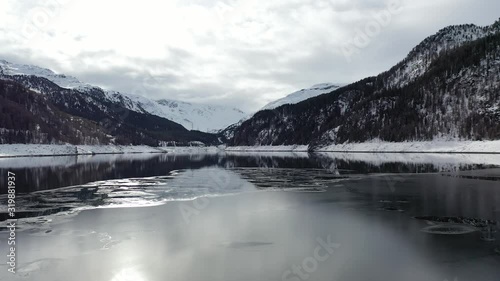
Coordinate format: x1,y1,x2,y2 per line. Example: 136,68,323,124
0,144,222,157
226,140,500,154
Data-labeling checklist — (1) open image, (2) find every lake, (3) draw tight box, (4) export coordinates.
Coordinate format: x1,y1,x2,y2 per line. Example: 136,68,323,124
1,151,500,281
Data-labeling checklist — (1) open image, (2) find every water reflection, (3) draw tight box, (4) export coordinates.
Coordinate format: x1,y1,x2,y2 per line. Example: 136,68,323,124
2,152,499,195
0,152,500,281
111,268,147,281
1,152,500,226
0,153,223,194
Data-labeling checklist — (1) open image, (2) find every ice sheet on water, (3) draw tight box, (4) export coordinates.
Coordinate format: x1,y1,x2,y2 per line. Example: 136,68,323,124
0,168,257,230
230,167,353,192
421,224,478,235
0,166,364,231
15,259,62,278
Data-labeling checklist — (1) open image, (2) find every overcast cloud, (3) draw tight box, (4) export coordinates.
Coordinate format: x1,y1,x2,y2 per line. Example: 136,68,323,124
1,0,499,112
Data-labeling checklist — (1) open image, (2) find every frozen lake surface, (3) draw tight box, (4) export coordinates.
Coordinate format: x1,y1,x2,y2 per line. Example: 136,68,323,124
0,152,499,281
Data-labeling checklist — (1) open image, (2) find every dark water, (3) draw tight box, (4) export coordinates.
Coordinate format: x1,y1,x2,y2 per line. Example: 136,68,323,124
0,152,500,281
0,152,493,195
1,152,499,223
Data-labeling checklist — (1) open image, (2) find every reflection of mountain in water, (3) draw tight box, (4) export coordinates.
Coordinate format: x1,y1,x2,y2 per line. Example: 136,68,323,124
0,154,223,194
1,152,500,230
1,152,499,196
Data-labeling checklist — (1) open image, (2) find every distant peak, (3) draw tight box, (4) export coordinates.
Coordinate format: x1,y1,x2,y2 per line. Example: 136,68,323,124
259,83,344,111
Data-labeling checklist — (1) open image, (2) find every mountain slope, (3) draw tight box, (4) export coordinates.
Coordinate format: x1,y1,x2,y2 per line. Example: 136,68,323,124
260,83,344,111
0,59,88,89
229,19,500,149
0,79,109,144
107,93,245,132
218,83,344,141
0,72,218,145
0,60,246,132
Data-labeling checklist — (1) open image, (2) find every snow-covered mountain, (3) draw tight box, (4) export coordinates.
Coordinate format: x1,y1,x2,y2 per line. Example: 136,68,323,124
0,60,246,132
385,22,500,89
219,83,345,141
0,59,89,89
229,19,500,148
106,92,245,132
260,83,343,111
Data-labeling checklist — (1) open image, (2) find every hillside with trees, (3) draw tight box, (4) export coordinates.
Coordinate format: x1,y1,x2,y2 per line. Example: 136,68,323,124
229,19,500,149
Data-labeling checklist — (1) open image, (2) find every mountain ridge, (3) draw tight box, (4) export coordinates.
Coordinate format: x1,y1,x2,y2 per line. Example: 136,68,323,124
0,70,219,145
228,18,500,149
0,60,246,132
259,83,345,111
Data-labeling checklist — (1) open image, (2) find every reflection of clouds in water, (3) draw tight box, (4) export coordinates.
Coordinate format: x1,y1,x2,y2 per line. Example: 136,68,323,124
2,165,499,280
15,259,61,278
0,168,258,230
111,268,147,281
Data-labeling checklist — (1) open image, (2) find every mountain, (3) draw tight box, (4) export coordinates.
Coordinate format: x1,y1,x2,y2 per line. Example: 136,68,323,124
110,94,246,132
260,83,344,111
0,62,219,145
384,22,499,88
0,60,246,132
228,19,500,149
218,83,345,141
0,59,88,89
0,79,109,144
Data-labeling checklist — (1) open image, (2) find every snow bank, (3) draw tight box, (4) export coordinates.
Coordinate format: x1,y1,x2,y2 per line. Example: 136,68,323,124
226,141,500,153
0,144,167,157
0,144,77,157
317,140,500,153
76,145,168,154
160,146,221,154
0,144,224,158
2,141,499,158
225,145,308,152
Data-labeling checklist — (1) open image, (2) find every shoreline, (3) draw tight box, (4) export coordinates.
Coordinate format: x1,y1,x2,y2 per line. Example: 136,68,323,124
0,151,166,159
225,140,500,154
314,151,500,154
0,144,220,158
1,140,500,158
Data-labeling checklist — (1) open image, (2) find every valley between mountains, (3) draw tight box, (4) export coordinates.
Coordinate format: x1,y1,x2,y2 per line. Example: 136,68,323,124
1,18,500,153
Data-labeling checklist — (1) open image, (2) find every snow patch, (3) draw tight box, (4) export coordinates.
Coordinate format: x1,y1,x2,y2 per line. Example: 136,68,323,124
225,145,309,152
0,144,224,158
260,83,344,111
316,140,500,154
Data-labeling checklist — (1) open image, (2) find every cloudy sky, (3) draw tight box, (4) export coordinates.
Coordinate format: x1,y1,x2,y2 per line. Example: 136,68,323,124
1,0,499,112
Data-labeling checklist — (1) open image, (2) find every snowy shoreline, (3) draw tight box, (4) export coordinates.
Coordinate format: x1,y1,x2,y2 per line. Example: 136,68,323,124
225,141,500,154
224,145,309,152
0,144,220,158
1,140,500,158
